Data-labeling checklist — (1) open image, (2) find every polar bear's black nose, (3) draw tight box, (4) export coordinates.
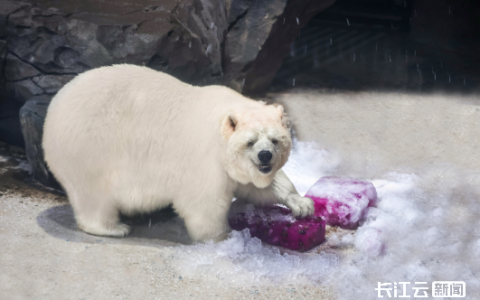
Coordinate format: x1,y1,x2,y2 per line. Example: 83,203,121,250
258,151,272,163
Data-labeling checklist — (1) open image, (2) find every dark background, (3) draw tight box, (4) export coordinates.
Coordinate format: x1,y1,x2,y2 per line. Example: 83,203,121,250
273,0,480,93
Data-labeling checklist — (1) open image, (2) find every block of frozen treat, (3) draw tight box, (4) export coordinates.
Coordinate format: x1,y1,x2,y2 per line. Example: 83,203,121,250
305,176,377,229
228,203,325,252
228,177,376,251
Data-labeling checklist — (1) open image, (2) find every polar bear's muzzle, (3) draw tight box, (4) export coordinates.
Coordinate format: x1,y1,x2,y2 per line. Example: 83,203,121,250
258,163,272,174
257,150,273,174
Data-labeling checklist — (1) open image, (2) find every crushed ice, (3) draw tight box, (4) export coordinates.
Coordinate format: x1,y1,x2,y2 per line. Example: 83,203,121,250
167,229,338,284
163,140,480,294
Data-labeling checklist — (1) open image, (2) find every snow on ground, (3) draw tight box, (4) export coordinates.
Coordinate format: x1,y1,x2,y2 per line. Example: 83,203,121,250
161,138,480,298
336,167,480,299
167,229,338,285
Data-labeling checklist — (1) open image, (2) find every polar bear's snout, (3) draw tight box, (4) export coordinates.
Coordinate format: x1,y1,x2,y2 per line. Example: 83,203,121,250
258,150,272,162
257,150,273,173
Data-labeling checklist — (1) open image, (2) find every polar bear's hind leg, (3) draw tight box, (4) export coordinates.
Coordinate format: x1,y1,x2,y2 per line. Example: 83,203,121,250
70,191,132,238
77,218,132,238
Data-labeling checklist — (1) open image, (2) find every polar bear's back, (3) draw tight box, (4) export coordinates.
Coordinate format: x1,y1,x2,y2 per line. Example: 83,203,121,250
43,65,238,211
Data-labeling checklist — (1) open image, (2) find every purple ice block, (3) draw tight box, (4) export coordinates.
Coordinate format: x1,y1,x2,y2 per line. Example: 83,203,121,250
228,176,377,251
305,176,377,229
228,203,326,252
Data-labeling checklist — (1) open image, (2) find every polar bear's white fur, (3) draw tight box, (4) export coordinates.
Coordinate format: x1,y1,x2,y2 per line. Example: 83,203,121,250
43,65,314,242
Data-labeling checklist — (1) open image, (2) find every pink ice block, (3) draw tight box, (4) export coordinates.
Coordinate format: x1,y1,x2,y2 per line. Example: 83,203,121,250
228,176,376,251
228,203,326,252
305,176,377,229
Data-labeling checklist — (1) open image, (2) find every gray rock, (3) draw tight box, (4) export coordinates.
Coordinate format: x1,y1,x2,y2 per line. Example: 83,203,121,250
19,95,61,188
0,94,25,147
224,0,287,92
5,53,40,80
6,78,44,101
0,39,6,85
2,0,335,94
223,0,337,94
5,0,228,84
0,0,29,38
32,75,75,94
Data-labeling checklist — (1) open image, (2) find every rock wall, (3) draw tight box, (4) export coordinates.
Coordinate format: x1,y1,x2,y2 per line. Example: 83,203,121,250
1,0,335,97
19,95,58,187
0,0,335,187
224,0,336,94
1,0,229,99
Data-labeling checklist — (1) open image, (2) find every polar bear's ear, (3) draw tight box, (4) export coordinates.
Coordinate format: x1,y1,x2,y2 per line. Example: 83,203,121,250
221,113,238,139
228,113,238,129
275,105,290,129
276,105,284,115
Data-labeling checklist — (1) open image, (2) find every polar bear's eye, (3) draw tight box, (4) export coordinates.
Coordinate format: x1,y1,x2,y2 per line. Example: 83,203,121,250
247,141,254,147
272,139,278,145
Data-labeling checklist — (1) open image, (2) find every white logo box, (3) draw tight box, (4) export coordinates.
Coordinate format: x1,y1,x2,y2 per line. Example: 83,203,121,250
432,281,466,298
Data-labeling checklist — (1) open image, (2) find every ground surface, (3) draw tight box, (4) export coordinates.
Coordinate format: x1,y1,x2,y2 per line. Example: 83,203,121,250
2,91,480,299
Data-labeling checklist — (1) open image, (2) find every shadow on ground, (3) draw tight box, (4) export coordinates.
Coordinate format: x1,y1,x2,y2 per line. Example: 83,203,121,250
36,205,193,247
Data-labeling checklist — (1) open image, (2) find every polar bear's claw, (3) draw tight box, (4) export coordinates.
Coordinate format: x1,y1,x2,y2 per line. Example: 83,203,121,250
286,196,315,219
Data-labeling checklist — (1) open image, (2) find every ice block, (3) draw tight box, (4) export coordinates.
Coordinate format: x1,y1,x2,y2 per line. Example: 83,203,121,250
228,177,377,251
305,176,377,229
228,203,326,252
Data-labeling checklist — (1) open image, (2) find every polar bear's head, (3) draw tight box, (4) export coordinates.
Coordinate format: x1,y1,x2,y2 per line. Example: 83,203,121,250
221,104,292,188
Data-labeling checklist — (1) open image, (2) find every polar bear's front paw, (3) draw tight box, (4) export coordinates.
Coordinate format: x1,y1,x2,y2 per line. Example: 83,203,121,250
285,195,315,218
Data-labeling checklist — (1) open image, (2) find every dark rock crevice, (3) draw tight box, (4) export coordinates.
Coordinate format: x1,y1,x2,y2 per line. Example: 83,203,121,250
4,50,76,101
0,1,31,91
227,3,249,32
224,0,337,94
7,50,77,77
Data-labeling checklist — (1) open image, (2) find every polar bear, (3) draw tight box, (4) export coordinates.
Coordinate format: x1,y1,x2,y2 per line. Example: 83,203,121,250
42,64,314,242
